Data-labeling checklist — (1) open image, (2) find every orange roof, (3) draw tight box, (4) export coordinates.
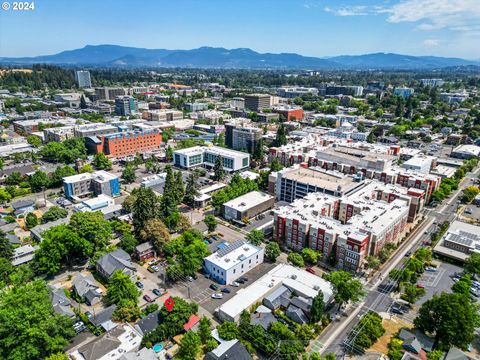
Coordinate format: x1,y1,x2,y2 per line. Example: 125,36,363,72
183,314,200,331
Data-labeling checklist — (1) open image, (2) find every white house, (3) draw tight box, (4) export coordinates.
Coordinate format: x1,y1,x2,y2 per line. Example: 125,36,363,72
204,240,264,285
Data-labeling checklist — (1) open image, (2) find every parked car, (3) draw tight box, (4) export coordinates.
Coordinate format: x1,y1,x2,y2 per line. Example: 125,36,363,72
211,293,223,299
73,321,86,334
151,265,160,272
147,267,155,273
405,251,412,257
416,283,425,289
152,288,164,296
210,284,218,291
136,282,144,289
85,311,93,319
306,268,315,275
143,294,153,302
236,278,245,284
425,267,437,272
239,277,249,282
230,281,240,287
186,276,194,282
221,288,231,293
391,302,407,314
148,259,158,266
204,274,211,279
465,208,473,215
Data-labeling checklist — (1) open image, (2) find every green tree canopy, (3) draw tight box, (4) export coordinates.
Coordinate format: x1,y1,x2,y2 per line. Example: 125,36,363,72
213,156,225,181
42,206,68,223
121,164,137,183
29,170,50,192
177,330,200,360
139,219,170,252
217,321,239,341
246,229,264,246
323,270,365,308
105,270,140,306
69,211,112,250
204,215,217,233
287,252,305,267
310,291,324,324
265,242,281,262
465,253,480,275
92,152,112,170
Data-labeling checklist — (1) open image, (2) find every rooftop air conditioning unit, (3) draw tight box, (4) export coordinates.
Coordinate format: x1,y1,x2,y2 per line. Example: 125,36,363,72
291,275,297,280
313,285,320,290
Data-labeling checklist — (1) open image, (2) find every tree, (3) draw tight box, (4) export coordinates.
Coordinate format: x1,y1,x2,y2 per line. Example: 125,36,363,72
92,152,112,170
42,206,68,223
452,274,472,297
310,291,324,324
80,95,87,109
174,171,185,204
78,164,94,173
27,135,42,148
131,187,160,236
302,248,319,265
70,211,111,250
5,171,23,185
0,280,75,360
213,156,225,181
198,316,212,344
414,292,480,350
217,321,239,341
323,271,365,308
0,231,13,259
29,170,50,192
204,215,217,233
165,146,174,162
177,214,191,233
112,299,141,322
427,350,444,360
270,157,283,172
50,165,76,187
401,283,426,304
25,212,39,229
159,166,180,228
178,330,200,360
288,252,305,267
184,173,200,207
139,219,170,252
348,311,385,353
465,252,480,275
122,164,136,183
265,242,281,262
119,233,138,255
0,187,12,204
45,353,69,360
246,229,264,246
463,186,480,203
366,132,376,143
105,270,140,306
365,255,381,269
275,123,288,146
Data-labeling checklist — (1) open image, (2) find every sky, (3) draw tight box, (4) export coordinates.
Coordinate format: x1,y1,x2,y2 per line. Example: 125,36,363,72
0,0,479,59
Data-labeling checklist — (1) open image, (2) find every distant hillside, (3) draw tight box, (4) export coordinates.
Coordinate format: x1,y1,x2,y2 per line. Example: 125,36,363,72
1,45,478,69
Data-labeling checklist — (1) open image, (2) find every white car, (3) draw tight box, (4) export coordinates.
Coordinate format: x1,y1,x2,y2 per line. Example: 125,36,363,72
230,281,240,287
151,265,160,272
211,293,223,299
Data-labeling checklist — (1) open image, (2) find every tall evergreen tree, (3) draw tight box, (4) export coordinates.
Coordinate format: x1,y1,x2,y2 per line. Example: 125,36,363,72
213,156,225,181
184,173,199,207
275,123,288,146
132,187,159,236
174,171,185,204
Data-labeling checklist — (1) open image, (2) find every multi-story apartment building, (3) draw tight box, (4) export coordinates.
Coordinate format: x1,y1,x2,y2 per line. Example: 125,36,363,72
244,94,271,112
94,87,127,101
324,85,363,97
420,79,445,87
75,70,92,88
173,146,250,172
185,102,209,112
115,96,138,116
86,129,162,158
43,126,75,142
73,123,119,138
63,170,120,200
274,180,412,272
141,109,183,121
13,118,79,134
394,87,414,98
225,121,262,154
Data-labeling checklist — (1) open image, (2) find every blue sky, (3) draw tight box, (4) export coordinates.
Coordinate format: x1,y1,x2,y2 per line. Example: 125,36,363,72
0,0,479,59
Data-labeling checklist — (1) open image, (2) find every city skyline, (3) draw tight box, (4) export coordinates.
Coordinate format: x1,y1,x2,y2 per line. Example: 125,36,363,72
0,0,479,59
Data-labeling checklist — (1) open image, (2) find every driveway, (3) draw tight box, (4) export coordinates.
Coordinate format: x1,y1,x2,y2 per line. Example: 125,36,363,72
134,262,169,308
415,262,461,306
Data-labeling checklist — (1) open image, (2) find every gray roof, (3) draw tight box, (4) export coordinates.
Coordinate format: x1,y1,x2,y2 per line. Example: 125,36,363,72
6,234,21,245
96,249,135,278
250,311,276,330
263,285,292,310
78,326,125,360
403,337,422,354
398,328,415,341
72,273,100,298
11,199,34,210
89,304,117,327
135,310,161,335
120,347,157,360
205,340,252,360
444,347,472,360
285,304,309,324
30,216,70,241
290,296,312,313
50,288,74,318
135,242,154,253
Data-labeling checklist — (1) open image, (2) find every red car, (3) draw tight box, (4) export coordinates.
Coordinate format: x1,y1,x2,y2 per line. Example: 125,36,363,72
306,268,316,275
143,294,153,302
416,284,425,289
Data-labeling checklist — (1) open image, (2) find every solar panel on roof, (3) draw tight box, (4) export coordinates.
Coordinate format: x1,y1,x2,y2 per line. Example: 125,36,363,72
217,240,245,257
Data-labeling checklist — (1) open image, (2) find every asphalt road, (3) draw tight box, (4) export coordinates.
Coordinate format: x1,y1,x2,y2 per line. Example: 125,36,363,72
317,166,480,358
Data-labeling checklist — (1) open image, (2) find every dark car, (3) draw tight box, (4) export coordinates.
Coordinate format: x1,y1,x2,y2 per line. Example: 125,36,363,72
405,251,412,257
204,274,211,279
391,303,407,314
136,281,144,289
152,289,163,296
306,268,315,275
221,288,230,293
236,278,245,284
143,294,153,302
210,284,218,291
239,277,248,282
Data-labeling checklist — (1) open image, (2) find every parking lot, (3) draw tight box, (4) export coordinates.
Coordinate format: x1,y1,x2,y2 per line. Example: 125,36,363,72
135,262,169,308
415,261,461,306
462,205,480,222
173,261,277,316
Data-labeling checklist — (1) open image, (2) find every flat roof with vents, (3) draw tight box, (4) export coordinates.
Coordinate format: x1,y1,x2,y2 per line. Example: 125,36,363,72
223,191,274,212
204,240,262,270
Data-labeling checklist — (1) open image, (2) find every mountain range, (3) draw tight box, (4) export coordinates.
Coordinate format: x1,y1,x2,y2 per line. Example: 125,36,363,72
1,45,478,70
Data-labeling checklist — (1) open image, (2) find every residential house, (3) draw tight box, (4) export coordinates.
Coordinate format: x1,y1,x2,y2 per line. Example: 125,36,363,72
205,339,252,360
250,305,276,330
11,244,39,266
96,249,136,280
11,199,35,218
134,310,161,336
50,287,75,318
72,273,103,306
89,304,117,331
119,348,157,360
135,242,155,261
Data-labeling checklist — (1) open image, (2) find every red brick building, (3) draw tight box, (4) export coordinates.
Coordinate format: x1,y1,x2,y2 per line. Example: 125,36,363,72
86,129,162,158
272,106,304,121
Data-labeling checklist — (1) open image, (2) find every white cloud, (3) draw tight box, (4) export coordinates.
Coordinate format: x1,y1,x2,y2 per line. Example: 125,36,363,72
324,0,480,34
423,39,440,46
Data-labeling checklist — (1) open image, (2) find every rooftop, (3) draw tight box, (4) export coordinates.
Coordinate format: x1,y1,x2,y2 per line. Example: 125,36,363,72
205,240,262,270
223,191,273,211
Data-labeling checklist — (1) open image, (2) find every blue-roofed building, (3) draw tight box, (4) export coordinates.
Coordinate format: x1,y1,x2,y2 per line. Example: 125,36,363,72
63,170,120,200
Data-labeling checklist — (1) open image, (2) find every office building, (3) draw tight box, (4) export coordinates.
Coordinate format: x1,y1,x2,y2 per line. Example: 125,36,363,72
73,194,115,213
433,221,480,262
439,91,468,104
272,105,304,121
185,102,209,112
173,146,250,172
142,109,183,121
451,145,480,159
94,87,127,101
402,155,436,174
63,170,120,200
204,240,264,285
277,87,319,98
420,79,445,87
43,126,75,142
244,94,271,111
75,70,92,88
86,129,162,158
394,87,414,98
13,118,79,134
222,191,274,222
225,121,262,154
325,85,363,97
74,123,118,138
115,96,138,116
231,97,245,110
